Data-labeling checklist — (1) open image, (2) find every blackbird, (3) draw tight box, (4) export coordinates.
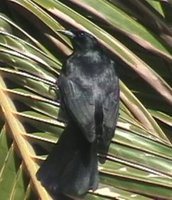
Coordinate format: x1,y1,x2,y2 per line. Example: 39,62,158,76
37,30,119,199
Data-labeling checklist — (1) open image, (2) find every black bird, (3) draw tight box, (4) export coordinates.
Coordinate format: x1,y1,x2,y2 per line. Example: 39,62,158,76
37,30,119,199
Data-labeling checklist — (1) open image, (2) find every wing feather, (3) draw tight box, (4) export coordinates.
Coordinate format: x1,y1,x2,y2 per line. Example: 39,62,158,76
98,75,119,163
58,75,96,142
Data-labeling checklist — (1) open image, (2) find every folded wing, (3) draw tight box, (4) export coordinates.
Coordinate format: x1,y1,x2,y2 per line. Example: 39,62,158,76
58,75,96,143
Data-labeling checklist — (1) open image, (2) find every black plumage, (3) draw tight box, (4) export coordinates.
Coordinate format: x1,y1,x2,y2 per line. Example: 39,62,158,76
37,30,119,199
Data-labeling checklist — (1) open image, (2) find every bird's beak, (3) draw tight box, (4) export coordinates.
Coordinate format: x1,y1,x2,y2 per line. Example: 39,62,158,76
57,30,75,38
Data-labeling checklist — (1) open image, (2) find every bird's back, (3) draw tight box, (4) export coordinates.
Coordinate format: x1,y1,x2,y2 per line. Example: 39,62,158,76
59,48,119,162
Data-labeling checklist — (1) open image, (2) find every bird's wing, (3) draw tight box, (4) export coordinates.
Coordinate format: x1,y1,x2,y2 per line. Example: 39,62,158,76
98,77,119,163
58,75,96,142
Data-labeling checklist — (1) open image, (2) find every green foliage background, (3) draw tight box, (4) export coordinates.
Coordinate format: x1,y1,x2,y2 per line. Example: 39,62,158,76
0,0,172,199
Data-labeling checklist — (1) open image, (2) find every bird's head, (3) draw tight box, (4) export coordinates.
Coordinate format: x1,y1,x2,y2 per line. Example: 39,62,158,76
58,30,99,51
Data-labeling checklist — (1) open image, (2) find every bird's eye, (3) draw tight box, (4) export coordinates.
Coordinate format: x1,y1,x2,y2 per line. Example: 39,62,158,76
79,32,85,37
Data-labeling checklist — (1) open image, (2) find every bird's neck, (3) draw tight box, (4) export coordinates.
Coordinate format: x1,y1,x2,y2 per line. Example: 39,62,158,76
76,49,106,63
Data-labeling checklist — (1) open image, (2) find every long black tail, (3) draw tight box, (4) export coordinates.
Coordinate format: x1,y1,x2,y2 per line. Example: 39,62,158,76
36,123,98,199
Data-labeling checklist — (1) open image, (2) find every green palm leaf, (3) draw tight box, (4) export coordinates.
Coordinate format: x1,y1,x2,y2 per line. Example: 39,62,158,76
0,0,172,199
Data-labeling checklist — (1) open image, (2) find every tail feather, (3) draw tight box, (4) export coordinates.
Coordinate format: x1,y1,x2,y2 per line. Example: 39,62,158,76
36,124,98,198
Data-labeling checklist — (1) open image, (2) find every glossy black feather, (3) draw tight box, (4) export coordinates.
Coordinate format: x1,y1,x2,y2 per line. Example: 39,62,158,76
58,33,119,159
37,30,119,199
37,124,98,199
